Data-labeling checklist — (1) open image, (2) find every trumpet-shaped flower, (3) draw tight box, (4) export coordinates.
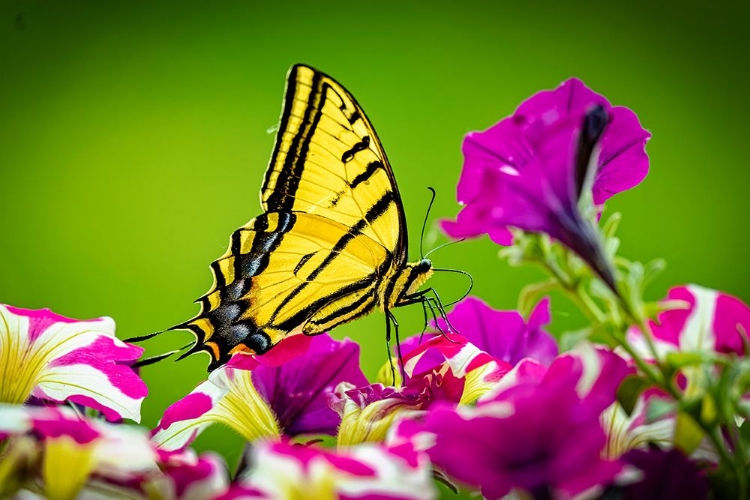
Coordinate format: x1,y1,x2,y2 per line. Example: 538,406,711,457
144,449,229,500
0,404,231,499
252,334,368,437
618,447,709,500
626,284,750,358
0,404,158,499
433,296,557,366
442,79,650,289
394,347,629,499
222,440,436,500
152,334,367,450
0,304,147,422
332,333,510,447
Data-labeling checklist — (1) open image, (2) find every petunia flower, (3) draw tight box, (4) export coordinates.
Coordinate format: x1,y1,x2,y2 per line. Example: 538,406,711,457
617,447,709,500
0,304,147,422
432,296,558,366
442,78,650,289
222,440,436,500
394,347,629,499
601,388,675,460
143,448,229,500
252,334,368,437
332,333,510,447
152,334,367,450
0,404,159,499
626,284,750,359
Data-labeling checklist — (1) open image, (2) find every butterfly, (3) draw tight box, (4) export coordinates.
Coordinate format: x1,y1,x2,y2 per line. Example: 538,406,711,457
170,64,438,371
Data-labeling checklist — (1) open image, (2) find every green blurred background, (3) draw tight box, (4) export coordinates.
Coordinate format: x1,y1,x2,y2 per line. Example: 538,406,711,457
1,0,748,481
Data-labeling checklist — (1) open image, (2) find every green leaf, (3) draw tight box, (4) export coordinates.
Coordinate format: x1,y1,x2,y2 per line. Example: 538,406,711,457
740,419,750,444
700,394,718,427
665,351,713,369
616,375,651,416
642,258,666,288
517,280,560,317
559,328,593,352
601,211,622,238
673,411,705,455
646,399,677,422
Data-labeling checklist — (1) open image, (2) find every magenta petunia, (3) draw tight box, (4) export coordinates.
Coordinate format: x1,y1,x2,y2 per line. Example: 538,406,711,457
433,296,558,366
442,78,650,289
0,304,147,422
394,347,629,499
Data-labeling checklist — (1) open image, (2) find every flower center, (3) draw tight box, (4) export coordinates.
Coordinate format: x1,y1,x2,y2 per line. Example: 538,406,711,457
0,314,49,404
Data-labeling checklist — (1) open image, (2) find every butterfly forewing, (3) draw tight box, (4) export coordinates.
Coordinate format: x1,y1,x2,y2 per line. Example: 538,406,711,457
261,64,406,262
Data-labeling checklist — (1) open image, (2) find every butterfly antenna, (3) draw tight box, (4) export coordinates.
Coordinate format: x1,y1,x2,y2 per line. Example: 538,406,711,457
432,267,474,307
419,187,437,259
424,237,465,260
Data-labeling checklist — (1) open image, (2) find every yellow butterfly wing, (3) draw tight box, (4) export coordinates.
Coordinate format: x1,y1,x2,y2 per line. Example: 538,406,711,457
175,64,421,370
261,64,408,263
182,211,389,369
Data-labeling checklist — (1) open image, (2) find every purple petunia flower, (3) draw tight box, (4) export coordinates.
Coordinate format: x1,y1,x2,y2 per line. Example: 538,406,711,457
432,296,558,366
0,304,147,422
619,447,709,500
251,334,369,436
152,334,367,450
442,79,650,289
394,347,630,499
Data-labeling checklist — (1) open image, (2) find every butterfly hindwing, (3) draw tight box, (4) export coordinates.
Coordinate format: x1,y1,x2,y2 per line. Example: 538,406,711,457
183,211,390,369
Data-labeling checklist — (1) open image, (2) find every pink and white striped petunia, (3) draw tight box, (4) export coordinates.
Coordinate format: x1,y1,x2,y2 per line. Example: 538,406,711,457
0,304,147,422
0,404,231,499
152,334,367,450
625,285,750,359
222,440,436,500
144,448,230,500
330,333,511,447
151,355,280,451
0,403,159,499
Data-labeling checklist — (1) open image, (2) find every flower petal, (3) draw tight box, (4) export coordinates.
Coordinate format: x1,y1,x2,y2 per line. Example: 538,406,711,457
251,334,368,437
434,296,558,366
152,363,279,450
236,441,436,500
0,304,147,422
627,285,750,358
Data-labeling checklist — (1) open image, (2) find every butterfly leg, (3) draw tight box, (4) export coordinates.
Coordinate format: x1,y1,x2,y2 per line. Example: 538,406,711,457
384,310,407,386
384,312,396,386
400,288,457,333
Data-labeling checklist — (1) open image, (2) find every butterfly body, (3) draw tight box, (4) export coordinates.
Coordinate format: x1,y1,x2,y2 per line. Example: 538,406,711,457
176,65,432,370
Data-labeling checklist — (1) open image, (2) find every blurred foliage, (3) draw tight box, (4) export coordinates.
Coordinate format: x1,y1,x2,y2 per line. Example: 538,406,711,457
1,0,748,471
